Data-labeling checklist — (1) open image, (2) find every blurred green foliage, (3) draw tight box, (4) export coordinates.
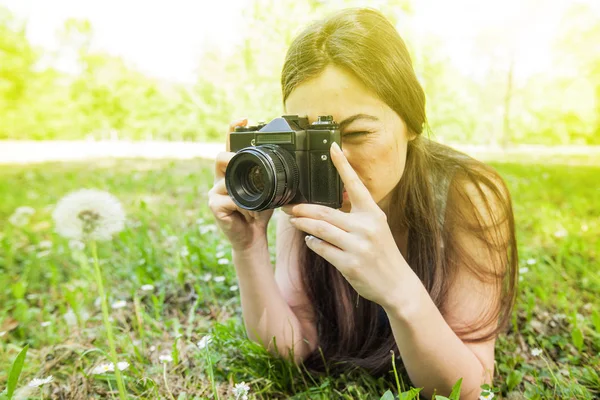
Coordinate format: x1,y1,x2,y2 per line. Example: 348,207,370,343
1,0,599,144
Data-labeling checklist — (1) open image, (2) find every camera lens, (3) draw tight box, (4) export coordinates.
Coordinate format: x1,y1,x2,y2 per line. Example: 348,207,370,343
225,144,299,211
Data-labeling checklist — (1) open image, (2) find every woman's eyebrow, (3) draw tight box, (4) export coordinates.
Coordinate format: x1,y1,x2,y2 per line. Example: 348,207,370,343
338,114,379,131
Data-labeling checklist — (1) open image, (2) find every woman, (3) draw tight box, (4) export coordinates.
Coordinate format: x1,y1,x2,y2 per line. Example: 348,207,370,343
207,7,517,399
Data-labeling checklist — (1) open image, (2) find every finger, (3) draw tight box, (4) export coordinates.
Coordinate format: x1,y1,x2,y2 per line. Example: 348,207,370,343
210,193,254,223
290,217,353,250
329,142,374,209
214,152,236,183
304,234,348,268
226,118,248,152
282,203,355,232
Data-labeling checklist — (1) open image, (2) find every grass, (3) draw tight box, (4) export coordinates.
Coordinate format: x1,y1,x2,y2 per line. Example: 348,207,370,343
0,155,599,399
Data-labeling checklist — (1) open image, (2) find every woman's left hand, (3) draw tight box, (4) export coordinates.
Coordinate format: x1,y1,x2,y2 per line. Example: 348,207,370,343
281,142,410,309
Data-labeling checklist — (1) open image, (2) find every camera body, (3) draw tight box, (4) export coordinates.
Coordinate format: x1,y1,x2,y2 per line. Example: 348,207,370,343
225,115,343,211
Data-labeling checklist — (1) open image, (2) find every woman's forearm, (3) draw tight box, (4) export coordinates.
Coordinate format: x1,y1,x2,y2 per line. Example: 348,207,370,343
231,237,312,363
381,266,492,400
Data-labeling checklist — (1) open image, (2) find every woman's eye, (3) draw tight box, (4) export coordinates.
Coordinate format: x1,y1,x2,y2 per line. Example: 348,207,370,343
342,131,368,137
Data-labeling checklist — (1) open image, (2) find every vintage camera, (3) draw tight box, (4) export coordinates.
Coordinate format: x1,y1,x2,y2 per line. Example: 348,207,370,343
225,115,343,211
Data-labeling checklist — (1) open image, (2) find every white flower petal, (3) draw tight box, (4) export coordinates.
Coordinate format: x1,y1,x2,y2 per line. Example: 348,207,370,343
217,258,229,265
111,300,127,309
197,335,213,350
531,348,543,356
92,363,115,374
140,284,154,291
116,361,129,371
28,375,53,387
213,276,225,283
159,354,173,363
201,273,212,282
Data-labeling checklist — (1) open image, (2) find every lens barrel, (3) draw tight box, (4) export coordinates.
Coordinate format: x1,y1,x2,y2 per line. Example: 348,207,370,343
225,145,299,211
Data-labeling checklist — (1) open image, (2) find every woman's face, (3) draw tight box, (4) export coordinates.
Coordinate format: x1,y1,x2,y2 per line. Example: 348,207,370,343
284,65,414,213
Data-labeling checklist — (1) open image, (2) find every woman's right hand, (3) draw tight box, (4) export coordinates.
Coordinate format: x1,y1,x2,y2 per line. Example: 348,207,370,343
207,118,275,251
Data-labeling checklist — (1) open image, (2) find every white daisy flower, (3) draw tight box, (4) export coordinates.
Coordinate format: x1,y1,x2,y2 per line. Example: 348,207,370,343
199,224,217,235
63,309,77,326
216,250,226,258
201,273,212,282
217,258,229,265
116,361,129,371
141,284,154,291
159,354,173,363
149,345,156,352
197,335,213,350
554,229,568,238
40,321,51,327
229,285,239,291
52,189,126,241
581,224,589,232
92,363,115,374
213,276,225,283
28,375,53,387
8,206,35,227
479,391,494,400
36,250,51,258
531,348,543,356
111,300,127,309
526,258,536,265
233,381,250,400
180,246,190,258
165,235,179,247
519,267,529,274
38,240,53,249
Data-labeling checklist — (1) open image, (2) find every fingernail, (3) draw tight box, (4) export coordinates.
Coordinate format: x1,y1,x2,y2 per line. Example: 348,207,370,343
331,142,341,153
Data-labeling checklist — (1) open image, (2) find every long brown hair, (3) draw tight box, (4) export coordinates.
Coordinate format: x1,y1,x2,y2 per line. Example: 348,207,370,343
280,8,518,377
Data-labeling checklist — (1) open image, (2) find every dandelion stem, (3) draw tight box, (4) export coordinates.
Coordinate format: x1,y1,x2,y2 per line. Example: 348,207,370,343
91,241,128,400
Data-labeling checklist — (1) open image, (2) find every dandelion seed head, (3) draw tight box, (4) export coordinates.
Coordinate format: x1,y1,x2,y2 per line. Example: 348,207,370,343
159,354,173,363
52,189,125,241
